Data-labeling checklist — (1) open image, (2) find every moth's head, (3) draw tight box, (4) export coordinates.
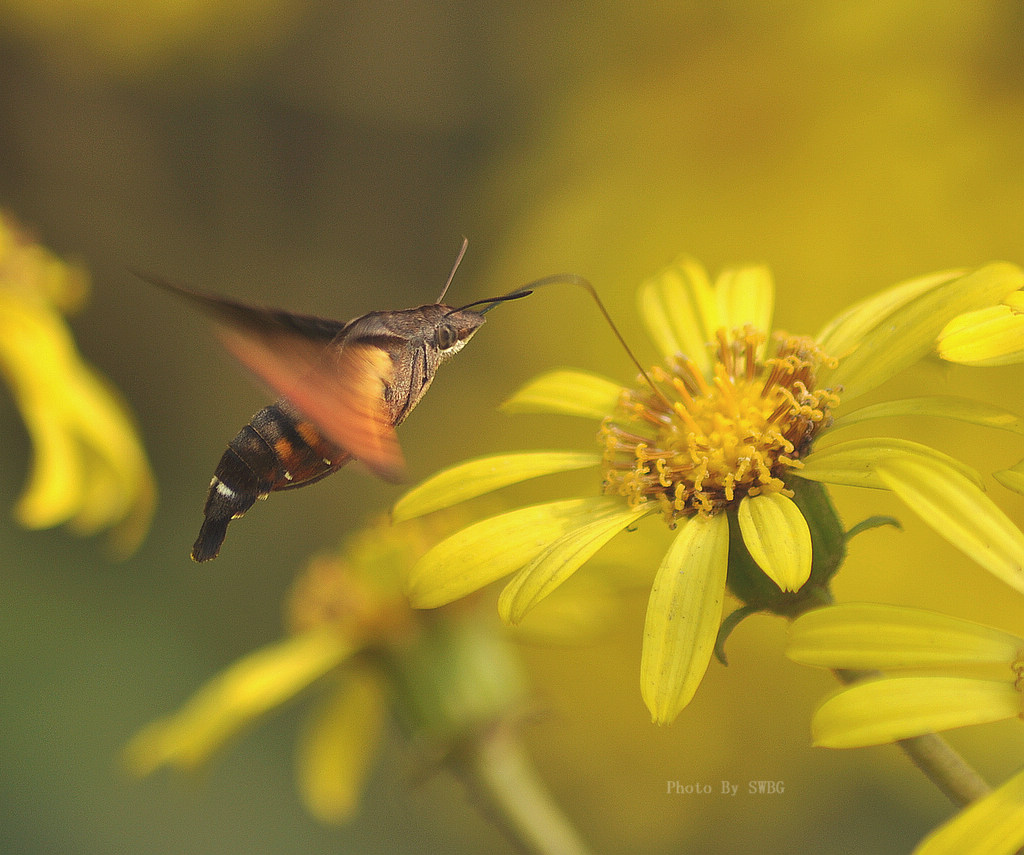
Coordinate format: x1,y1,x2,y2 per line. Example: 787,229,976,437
432,304,486,358
433,285,533,357
439,286,532,347
420,237,532,361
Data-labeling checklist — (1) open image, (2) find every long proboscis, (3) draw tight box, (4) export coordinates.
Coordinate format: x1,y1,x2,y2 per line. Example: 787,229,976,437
449,289,534,315
471,273,672,409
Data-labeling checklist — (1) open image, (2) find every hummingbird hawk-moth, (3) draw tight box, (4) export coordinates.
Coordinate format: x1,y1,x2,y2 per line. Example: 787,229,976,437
138,240,531,562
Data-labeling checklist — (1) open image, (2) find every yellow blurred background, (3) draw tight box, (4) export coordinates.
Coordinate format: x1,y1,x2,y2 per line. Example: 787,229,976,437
2,1,1023,853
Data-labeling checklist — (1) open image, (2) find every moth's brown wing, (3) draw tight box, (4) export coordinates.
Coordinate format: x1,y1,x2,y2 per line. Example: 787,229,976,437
132,270,348,343
218,326,406,482
135,271,405,481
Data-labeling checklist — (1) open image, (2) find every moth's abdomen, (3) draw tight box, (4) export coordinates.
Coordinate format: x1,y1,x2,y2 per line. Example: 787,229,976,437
191,402,349,562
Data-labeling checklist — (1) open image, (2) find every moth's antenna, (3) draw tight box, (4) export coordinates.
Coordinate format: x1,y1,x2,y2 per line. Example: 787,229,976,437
436,237,469,303
508,273,674,411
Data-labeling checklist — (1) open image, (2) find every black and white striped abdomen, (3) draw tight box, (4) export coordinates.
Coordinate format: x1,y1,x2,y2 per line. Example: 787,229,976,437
191,401,350,562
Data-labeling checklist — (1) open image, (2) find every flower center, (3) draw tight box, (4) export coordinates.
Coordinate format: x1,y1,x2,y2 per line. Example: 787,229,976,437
601,327,838,524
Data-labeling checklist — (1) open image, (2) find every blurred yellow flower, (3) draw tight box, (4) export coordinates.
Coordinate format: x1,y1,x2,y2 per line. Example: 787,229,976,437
125,517,527,824
0,213,155,553
788,602,1024,855
0,0,305,77
395,257,1024,724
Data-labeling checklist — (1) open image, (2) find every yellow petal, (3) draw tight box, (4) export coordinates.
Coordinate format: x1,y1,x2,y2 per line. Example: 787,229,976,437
11,389,85,527
816,269,965,361
937,304,1024,367
498,503,650,624
821,263,1024,400
406,497,624,608
637,255,717,371
641,513,729,725
124,628,353,775
916,767,1024,855
297,668,384,824
393,451,600,521
0,291,156,552
994,458,1024,495
799,437,983,490
788,603,1024,669
829,396,1024,436
714,264,774,340
812,676,1020,748
57,365,156,551
737,493,812,592
500,368,623,419
874,456,1024,595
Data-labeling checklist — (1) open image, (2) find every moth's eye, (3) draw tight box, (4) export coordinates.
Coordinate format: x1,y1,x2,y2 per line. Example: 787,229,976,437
435,323,459,350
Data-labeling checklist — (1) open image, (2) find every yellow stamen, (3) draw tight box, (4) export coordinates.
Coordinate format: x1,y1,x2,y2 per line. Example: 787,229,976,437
602,330,836,525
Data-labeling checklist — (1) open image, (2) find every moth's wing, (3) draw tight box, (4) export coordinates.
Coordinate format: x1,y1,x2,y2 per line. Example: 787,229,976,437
136,271,405,481
222,329,405,482
133,270,348,343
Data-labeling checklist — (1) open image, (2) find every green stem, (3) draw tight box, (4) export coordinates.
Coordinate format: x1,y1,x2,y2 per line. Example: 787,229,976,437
449,722,593,855
895,732,993,807
835,669,991,807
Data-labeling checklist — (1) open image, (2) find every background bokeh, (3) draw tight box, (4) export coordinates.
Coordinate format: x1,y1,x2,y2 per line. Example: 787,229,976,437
3,2,1024,853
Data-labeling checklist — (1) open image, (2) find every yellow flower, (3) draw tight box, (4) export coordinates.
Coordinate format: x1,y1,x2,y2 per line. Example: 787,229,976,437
125,517,526,824
788,602,1024,855
394,257,1024,724
787,602,1024,747
937,287,1024,366
915,768,1024,855
0,213,155,553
